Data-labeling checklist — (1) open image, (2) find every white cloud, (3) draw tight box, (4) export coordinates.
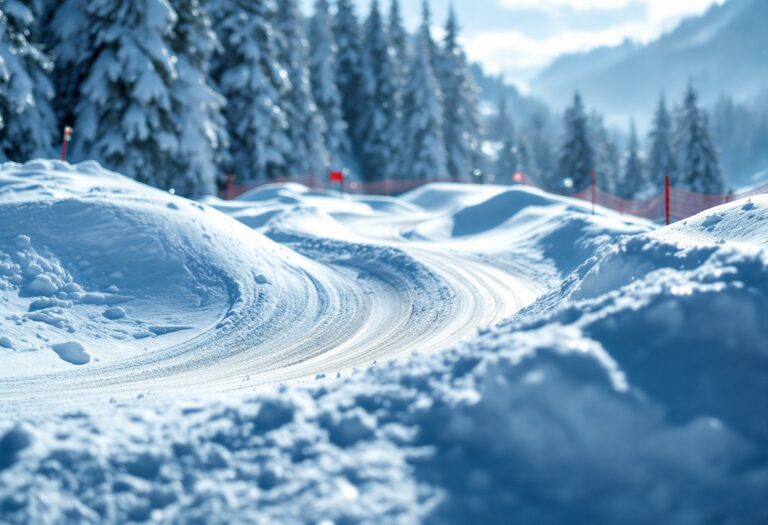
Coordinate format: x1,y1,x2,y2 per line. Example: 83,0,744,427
500,0,631,10
499,0,722,14
464,23,647,71
469,0,724,88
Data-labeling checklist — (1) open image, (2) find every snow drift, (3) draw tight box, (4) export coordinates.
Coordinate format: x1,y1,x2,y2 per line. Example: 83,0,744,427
1,163,767,524
0,160,314,388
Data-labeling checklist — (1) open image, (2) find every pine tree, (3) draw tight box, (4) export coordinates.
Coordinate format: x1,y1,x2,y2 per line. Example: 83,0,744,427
360,0,401,182
557,92,594,191
402,28,447,181
71,0,185,187
515,136,538,182
388,0,407,75
496,139,519,183
588,111,620,195
647,96,676,191
676,84,725,193
621,121,645,198
418,0,440,71
211,0,290,181
44,0,92,130
438,6,482,182
276,0,328,179
334,0,367,149
167,0,227,195
0,0,56,162
308,0,350,161
528,112,555,189
492,95,515,142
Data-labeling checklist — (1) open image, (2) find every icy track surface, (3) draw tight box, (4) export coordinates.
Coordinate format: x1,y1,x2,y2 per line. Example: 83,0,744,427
2,161,768,524
0,162,558,406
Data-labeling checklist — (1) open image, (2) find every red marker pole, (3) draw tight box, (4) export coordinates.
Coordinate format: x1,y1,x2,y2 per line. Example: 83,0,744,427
60,126,73,162
591,170,596,216
665,175,671,226
329,170,344,193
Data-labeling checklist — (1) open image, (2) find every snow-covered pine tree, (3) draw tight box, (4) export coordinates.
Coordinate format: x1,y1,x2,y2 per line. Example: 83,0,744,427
210,0,290,181
647,95,676,191
401,27,447,181
621,121,645,198
276,0,328,179
528,112,556,189
492,95,515,142
496,138,518,183
334,0,367,149
71,0,186,188
557,92,594,191
588,111,620,195
418,0,440,71
360,0,401,182
388,0,407,76
42,0,92,130
515,136,539,182
438,6,482,182
308,0,350,161
677,84,725,194
0,0,56,162
388,0,407,174
167,0,227,196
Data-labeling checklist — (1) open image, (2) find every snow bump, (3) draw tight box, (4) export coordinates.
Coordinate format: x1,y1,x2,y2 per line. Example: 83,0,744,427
51,342,90,366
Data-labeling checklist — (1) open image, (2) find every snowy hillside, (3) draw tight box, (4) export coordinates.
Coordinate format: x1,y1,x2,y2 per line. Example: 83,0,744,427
532,0,768,115
1,161,767,523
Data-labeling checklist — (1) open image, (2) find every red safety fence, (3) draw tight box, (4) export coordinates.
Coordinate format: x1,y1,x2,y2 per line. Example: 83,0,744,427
220,171,768,224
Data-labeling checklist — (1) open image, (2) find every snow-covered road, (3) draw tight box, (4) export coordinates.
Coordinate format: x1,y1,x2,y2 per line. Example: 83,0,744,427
0,165,544,409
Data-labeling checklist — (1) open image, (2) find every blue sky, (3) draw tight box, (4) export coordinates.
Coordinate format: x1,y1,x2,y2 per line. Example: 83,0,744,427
302,0,724,91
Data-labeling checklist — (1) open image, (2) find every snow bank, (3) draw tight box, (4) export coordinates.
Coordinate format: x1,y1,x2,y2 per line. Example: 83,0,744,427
401,182,508,213
1,171,766,523
0,160,301,375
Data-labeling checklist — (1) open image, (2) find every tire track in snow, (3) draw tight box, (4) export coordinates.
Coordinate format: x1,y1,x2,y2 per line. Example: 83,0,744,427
0,206,545,409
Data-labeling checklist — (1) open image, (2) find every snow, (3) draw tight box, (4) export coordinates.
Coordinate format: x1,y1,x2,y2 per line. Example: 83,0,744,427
50,342,90,365
1,160,767,523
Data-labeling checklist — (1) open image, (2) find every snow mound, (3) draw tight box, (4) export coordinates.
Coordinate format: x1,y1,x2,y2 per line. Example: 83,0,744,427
664,195,768,246
407,185,639,241
401,182,507,212
0,161,295,375
203,183,377,232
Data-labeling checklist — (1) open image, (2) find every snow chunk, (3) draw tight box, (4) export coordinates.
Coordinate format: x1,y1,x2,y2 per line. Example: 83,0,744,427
51,342,90,366
26,274,59,296
102,307,127,320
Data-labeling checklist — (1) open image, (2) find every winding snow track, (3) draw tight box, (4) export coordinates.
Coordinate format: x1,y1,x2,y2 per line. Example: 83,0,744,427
0,177,544,409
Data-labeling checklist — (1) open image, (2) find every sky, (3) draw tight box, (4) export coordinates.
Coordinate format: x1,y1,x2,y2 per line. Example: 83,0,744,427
302,0,725,92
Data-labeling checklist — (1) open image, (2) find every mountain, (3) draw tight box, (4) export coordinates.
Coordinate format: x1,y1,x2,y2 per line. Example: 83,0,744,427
531,0,768,117
470,63,553,124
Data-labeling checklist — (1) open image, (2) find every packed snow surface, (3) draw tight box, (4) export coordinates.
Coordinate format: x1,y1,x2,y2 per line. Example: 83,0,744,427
1,161,767,523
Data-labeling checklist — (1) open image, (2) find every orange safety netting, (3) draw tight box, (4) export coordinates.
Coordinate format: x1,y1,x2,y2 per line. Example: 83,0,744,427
220,174,768,223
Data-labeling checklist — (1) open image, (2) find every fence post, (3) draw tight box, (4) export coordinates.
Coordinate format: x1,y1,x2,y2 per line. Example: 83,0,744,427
665,175,671,226
591,171,596,216
60,126,73,162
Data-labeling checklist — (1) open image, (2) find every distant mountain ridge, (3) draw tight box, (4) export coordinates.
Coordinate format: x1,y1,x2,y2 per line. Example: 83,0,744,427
531,0,768,116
